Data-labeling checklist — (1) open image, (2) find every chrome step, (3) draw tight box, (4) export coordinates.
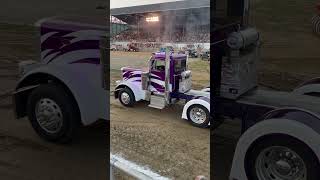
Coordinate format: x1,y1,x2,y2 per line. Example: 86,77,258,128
148,95,166,109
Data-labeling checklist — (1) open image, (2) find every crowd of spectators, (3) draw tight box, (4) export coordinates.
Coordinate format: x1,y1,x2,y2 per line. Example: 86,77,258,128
111,28,210,43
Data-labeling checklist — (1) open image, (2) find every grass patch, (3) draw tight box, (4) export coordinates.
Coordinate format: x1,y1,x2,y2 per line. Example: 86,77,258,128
188,60,210,89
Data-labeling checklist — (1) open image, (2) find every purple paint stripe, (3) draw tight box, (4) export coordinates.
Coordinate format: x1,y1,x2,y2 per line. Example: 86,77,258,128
150,75,163,81
42,40,100,60
151,71,165,80
122,70,141,78
122,70,134,77
41,28,71,37
151,82,164,92
124,74,141,80
69,58,100,65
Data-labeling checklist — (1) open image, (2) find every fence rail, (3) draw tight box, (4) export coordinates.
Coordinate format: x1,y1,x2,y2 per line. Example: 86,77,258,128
110,154,170,180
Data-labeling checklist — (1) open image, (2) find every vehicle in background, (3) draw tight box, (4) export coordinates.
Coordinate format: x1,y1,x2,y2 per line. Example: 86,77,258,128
200,50,210,61
111,44,118,51
160,46,174,52
13,16,108,143
127,43,139,52
114,50,210,128
111,44,127,51
186,49,198,58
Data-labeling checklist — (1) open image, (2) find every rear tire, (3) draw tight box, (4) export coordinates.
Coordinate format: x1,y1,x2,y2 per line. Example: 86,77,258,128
118,88,135,107
27,84,79,143
187,104,209,128
246,135,320,180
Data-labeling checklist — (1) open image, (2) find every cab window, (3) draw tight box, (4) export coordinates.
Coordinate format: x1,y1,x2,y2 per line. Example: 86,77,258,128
152,60,165,71
174,60,186,72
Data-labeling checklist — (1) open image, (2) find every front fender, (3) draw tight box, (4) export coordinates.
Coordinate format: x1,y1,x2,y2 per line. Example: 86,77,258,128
230,118,320,180
182,98,210,120
17,63,108,125
115,80,145,101
293,77,320,96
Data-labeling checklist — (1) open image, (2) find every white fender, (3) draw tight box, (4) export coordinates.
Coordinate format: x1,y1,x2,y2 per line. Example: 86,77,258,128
17,63,108,126
293,84,320,95
115,80,146,101
182,99,210,120
229,118,320,180
201,87,210,92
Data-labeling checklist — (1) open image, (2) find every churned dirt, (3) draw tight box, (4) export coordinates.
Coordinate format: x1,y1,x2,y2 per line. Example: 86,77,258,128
110,52,210,179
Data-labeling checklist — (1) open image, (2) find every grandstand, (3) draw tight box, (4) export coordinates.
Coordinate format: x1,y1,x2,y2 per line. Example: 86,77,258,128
110,0,210,44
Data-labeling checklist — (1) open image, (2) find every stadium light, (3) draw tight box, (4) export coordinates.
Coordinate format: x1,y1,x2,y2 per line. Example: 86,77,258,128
146,16,159,22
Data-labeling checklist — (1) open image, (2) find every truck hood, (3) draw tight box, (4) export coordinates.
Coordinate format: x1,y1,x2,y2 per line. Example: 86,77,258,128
121,67,146,81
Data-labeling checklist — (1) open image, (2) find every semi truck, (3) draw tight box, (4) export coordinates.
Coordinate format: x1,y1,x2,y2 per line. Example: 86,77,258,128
114,51,210,128
213,0,320,180
13,16,108,142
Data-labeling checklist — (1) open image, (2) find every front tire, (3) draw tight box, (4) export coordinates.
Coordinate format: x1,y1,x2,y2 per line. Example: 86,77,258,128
187,104,210,128
118,88,135,107
27,84,79,143
246,135,320,180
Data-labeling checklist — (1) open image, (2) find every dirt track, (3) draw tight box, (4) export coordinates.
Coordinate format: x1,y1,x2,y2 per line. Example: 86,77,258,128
110,52,210,179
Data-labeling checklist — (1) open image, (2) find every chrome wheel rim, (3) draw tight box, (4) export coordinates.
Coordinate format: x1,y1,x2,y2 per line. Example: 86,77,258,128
189,107,207,124
120,92,130,105
35,98,63,134
255,146,307,180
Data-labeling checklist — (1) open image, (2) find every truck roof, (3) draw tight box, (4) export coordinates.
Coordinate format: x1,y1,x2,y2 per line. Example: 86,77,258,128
153,52,186,61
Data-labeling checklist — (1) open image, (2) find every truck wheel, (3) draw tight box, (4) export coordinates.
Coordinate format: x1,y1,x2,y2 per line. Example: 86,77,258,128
246,135,320,180
27,84,79,143
187,104,209,128
119,88,135,107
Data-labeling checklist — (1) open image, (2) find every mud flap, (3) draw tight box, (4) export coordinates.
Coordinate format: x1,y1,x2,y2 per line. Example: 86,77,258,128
114,87,123,99
12,85,39,119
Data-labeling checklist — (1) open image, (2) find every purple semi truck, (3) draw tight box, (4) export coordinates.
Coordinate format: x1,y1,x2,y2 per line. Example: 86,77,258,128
114,51,210,128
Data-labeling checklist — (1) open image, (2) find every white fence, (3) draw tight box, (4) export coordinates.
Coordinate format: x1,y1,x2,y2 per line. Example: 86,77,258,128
110,154,170,180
